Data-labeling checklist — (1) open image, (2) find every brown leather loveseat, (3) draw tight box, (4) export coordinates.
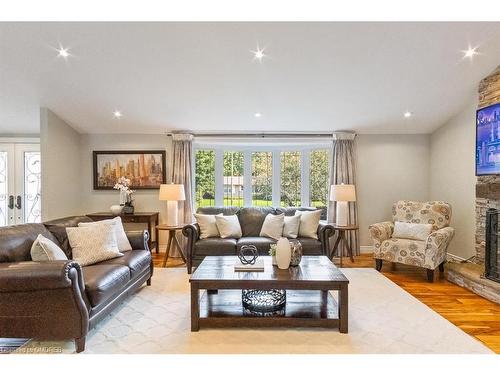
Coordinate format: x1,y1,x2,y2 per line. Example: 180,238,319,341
0,215,153,353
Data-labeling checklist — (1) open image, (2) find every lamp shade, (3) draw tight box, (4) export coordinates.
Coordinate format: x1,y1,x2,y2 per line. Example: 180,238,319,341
330,184,356,202
159,184,185,201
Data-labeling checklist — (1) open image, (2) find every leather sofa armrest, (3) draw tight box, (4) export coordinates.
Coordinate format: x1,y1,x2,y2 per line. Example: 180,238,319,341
182,223,200,273
0,260,84,293
126,230,150,251
317,221,335,256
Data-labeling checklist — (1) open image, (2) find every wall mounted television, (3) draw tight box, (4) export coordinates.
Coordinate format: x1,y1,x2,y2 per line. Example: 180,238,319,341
476,102,500,176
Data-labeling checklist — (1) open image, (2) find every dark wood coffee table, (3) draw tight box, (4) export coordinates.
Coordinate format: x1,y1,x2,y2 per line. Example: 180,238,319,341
189,256,349,333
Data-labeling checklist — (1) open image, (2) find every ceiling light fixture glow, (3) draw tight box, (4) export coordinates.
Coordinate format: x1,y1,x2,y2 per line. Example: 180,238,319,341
57,46,70,58
251,46,266,61
113,111,123,119
463,46,479,59
254,112,262,118
404,111,413,118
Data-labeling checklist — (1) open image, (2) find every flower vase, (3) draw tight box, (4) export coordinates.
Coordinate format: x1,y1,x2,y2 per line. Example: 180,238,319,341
276,237,291,270
119,190,127,206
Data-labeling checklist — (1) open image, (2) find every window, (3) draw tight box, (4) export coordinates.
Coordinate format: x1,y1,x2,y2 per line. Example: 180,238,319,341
309,149,329,210
252,152,272,206
280,151,301,207
194,150,215,208
193,144,331,209
223,151,244,207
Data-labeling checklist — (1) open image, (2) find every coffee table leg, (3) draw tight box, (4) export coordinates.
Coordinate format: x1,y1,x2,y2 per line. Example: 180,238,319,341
339,284,348,333
191,283,200,332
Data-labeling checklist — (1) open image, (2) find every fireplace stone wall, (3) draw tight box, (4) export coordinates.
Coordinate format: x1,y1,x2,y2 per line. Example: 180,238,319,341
475,66,500,265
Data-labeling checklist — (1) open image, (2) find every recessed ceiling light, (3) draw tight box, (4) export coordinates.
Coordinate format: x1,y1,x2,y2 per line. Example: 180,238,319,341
404,111,413,118
113,111,123,119
251,46,266,62
254,112,262,118
463,46,479,59
57,46,70,59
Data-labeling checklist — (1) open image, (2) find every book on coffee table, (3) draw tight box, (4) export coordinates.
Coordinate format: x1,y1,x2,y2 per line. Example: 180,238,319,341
234,258,264,272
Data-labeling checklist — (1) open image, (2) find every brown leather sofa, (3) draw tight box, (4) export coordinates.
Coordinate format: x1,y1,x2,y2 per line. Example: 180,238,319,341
0,215,153,353
183,207,335,273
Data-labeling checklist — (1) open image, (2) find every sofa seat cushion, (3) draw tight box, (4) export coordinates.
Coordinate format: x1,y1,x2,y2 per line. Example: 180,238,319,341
194,238,237,256
376,238,426,267
100,250,151,279
82,264,130,307
296,238,323,255
236,237,276,255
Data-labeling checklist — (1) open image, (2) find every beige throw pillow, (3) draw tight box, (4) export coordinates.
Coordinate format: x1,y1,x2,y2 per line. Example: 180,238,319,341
260,213,285,240
194,213,222,239
66,224,123,266
215,215,242,239
295,210,322,239
393,221,432,241
30,234,68,261
79,216,132,252
282,215,301,239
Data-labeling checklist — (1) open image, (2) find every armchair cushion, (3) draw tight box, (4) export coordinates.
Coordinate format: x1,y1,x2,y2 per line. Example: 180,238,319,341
392,200,451,231
376,238,426,267
393,221,432,241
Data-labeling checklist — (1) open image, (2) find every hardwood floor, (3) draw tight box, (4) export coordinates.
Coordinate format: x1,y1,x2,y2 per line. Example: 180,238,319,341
154,252,500,353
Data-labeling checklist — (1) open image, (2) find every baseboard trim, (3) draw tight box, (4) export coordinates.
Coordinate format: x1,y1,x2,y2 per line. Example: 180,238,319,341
446,253,469,263
360,245,373,254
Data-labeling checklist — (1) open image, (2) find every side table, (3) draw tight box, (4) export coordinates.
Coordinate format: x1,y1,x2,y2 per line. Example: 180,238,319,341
157,224,188,267
330,224,359,267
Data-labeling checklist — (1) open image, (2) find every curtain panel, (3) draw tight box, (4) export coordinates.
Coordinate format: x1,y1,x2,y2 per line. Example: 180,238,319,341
169,133,194,257
327,132,359,256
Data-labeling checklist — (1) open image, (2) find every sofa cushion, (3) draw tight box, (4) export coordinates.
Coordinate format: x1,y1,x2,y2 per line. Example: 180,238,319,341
238,207,276,237
236,237,276,255
196,206,240,216
44,216,93,258
297,238,323,255
82,264,130,307
102,250,151,279
194,238,237,256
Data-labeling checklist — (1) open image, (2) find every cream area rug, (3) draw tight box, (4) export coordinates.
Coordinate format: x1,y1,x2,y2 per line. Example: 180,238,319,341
18,268,493,354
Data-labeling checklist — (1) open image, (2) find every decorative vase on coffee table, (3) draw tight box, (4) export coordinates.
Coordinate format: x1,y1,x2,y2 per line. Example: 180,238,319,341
289,240,303,266
276,237,291,269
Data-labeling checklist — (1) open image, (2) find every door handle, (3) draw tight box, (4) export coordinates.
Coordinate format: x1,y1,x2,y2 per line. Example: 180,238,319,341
8,195,14,210
15,195,22,210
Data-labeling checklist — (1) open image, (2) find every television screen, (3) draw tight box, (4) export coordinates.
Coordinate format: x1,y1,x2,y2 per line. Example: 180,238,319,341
476,102,500,175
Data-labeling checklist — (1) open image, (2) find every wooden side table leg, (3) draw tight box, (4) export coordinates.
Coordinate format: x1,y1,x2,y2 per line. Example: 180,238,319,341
339,232,345,268
191,283,200,332
162,231,173,267
172,232,187,264
339,284,348,333
155,219,160,254
331,235,341,261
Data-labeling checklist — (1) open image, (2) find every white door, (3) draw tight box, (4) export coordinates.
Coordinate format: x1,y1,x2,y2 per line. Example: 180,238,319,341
0,143,41,226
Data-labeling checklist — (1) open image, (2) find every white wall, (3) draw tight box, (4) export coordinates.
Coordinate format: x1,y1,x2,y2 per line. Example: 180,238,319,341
356,134,431,246
429,97,477,260
40,108,82,220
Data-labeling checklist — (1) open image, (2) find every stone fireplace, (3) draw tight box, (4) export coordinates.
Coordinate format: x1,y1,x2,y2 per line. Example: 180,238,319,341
484,208,500,282
446,66,500,303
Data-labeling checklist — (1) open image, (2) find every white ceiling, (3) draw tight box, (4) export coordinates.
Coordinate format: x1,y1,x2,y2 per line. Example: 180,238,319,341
1,22,500,135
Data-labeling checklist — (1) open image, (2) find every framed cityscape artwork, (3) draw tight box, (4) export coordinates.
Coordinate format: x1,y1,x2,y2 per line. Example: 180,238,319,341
93,150,167,190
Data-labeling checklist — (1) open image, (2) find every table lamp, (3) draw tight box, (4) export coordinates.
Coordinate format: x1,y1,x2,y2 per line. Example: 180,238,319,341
159,183,185,226
330,183,356,227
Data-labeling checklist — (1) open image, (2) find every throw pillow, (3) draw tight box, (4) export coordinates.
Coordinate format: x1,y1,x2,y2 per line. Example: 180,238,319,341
260,213,285,240
194,213,222,239
215,215,242,239
393,221,433,241
79,217,132,252
30,234,68,261
282,215,301,239
295,210,322,239
66,223,123,266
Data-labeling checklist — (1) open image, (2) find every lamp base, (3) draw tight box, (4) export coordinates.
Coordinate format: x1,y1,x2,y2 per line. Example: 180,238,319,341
336,201,349,227
166,201,179,227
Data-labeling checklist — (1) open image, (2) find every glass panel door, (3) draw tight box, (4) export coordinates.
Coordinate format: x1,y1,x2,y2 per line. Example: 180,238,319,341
22,149,42,223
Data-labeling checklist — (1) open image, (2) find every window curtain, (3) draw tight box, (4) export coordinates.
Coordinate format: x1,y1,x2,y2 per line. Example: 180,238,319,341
169,133,194,257
327,132,359,256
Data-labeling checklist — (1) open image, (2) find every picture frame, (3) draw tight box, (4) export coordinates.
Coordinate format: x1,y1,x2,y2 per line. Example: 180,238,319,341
93,150,167,190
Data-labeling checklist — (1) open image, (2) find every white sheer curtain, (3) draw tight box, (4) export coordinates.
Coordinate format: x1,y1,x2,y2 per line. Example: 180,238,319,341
327,132,359,256
169,133,194,257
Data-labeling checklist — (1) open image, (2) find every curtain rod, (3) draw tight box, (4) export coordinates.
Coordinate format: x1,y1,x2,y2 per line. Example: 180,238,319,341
166,132,335,138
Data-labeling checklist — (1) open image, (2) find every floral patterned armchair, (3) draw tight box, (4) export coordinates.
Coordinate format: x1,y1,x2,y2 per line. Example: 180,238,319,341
368,200,454,282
